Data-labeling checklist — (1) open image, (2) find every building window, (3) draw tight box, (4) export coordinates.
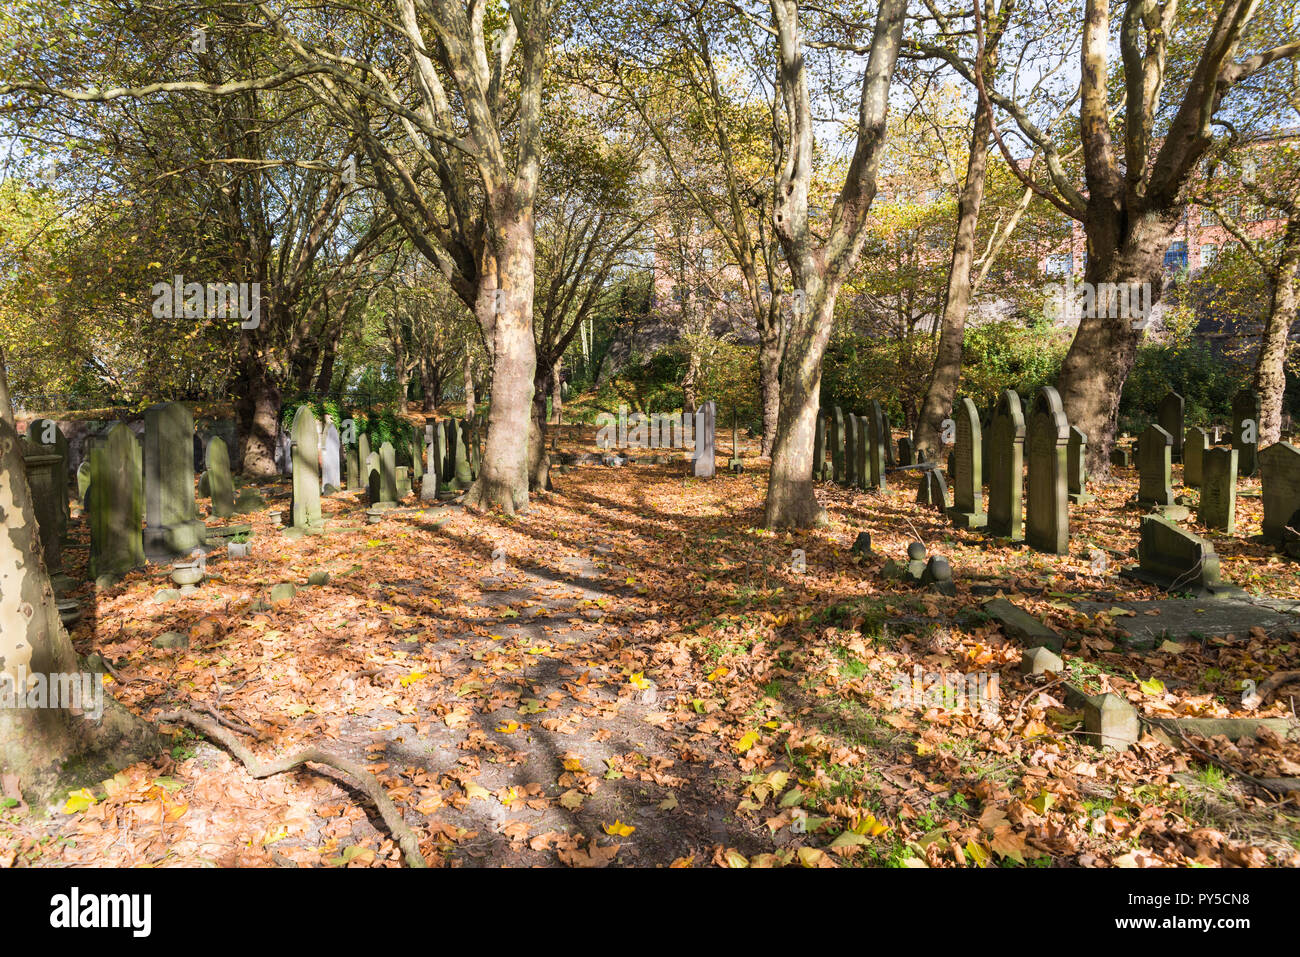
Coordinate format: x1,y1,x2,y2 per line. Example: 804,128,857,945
1164,241,1188,272
1201,244,1218,267
1045,253,1072,277
1201,207,1216,226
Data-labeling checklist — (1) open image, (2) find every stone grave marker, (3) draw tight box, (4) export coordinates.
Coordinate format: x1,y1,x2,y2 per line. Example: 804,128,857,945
844,413,860,487
322,418,342,492
987,388,1025,541
1137,423,1176,507
380,442,399,504
1183,426,1207,488
205,436,236,518
290,405,324,530
1025,387,1070,554
693,401,716,479
867,401,888,491
1158,391,1185,462
89,423,145,578
897,435,915,468
1128,514,1240,596
812,409,828,481
1067,426,1094,504
1198,446,1238,533
143,402,205,560
1231,389,1262,476
1259,442,1300,542
948,396,986,528
830,407,845,484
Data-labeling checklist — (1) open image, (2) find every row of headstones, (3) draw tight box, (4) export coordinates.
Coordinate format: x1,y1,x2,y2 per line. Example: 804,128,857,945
811,402,894,491
1136,388,1271,478
592,402,719,478
284,405,481,527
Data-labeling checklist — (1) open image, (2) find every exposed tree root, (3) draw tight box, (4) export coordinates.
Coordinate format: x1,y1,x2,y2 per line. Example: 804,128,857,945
157,708,427,868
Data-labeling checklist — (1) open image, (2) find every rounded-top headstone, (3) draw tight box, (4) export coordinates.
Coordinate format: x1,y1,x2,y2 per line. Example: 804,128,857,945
907,541,926,561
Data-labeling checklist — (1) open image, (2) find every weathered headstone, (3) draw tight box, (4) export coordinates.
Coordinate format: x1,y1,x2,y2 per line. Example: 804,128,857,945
1183,426,1207,488
1158,392,1185,462
1025,387,1069,555
422,434,441,502
380,441,399,504
76,461,91,505
897,435,915,468
830,407,845,484
358,431,372,483
89,423,145,578
396,465,412,499
693,401,716,478
866,401,888,491
882,410,896,469
987,389,1025,541
143,402,205,560
205,436,236,518
1137,423,1176,507
844,413,860,487
322,418,342,492
345,444,360,490
22,447,67,586
290,405,323,530
917,467,949,511
1198,446,1238,533
1129,514,1238,595
948,396,986,528
365,452,383,505
1231,389,1262,476
27,418,70,536
812,410,828,480
853,415,869,491
1066,426,1094,504
1259,442,1300,542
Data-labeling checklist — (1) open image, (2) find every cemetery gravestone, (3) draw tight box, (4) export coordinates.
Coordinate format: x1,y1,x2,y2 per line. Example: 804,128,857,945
380,442,400,504
290,406,323,530
22,446,68,586
1232,390,1262,476
1137,424,1177,507
1259,442,1300,542
867,400,888,491
987,389,1025,541
831,407,845,484
422,436,441,502
346,445,360,490
206,436,236,518
693,402,716,479
455,420,475,486
1183,427,1207,488
812,410,828,480
358,432,372,483
89,423,145,578
1157,392,1185,462
1067,426,1094,504
28,418,70,536
897,436,915,468
845,413,860,487
142,402,205,560
322,418,342,492
853,415,869,490
1130,515,1239,595
1025,387,1070,555
77,461,91,506
1198,447,1238,533
948,396,986,528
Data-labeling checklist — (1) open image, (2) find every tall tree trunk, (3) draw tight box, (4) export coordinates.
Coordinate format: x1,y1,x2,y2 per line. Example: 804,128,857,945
0,352,159,803
465,217,537,515
765,293,834,528
314,337,338,393
464,351,476,420
421,360,440,413
1255,229,1300,446
234,355,282,479
757,310,782,456
915,104,993,461
1055,215,1177,472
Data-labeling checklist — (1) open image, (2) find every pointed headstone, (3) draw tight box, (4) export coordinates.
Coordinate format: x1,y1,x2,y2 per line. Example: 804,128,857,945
844,413,860,487
948,396,986,528
1183,427,1207,488
897,435,915,468
365,452,383,505
143,402,205,560
380,442,399,503
830,407,845,484
1158,392,1185,462
987,389,1025,541
1025,387,1070,555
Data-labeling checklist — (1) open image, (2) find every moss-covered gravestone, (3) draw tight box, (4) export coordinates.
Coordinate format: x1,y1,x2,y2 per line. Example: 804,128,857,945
28,418,70,538
1128,514,1240,596
345,444,360,490
867,401,888,492
422,427,441,503
948,396,985,528
987,389,1025,541
1157,391,1185,462
205,436,236,518
1259,442,1300,543
1183,426,1207,488
380,442,399,504
1137,424,1176,507
142,402,205,561
1198,447,1237,533
290,405,323,530
89,423,145,578
1025,386,1069,555
358,431,372,484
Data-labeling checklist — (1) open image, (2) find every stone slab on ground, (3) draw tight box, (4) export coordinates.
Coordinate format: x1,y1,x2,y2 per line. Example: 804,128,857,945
1073,597,1300,648
982,597,1063,653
